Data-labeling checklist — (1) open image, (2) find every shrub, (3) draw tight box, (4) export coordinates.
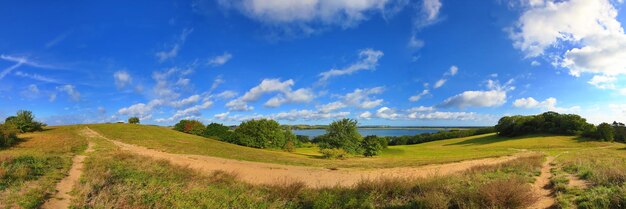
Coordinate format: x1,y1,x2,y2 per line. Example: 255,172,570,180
4,110,46,133
495,111,594,137
317,118,363,154
283,140,295,152
296,135,310,144
173,120,205,136
478,178,535,209
596,122,614,142
127,117,140,124
319,148,348,159
361,135,384,157
0,123,19,147
232,119,294,149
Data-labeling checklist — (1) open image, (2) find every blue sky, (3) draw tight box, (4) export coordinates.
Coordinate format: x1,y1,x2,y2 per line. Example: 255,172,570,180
2,0,626,126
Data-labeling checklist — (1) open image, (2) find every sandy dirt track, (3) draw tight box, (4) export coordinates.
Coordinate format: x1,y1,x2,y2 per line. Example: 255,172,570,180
42,130,95,209
529,156,555,209
84,127,536,188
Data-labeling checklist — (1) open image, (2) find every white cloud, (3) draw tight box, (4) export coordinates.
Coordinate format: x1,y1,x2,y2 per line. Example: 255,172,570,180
228,78,314,110
27,84,39,94
214,112,230,120
433,79,446,89
317,101,347,113
208,52,233,66
588,75,617,89
408,36,425,49
218,0,406,29
156,101,213,122
271,109,350,121
171,94,200,108
407,111,485,120
318,49,383,82
156,28,193,62
113,70,132,89
216,90,238,100
56,85,80,102
342,86,384,109
513,97,581,113
530,60,541,66
439,79,513,108
418,0,442,28
118,99,164,120
409,89,430,102
447,65,458,76
358,111,372,119
375,107,401,120
510,0,626,91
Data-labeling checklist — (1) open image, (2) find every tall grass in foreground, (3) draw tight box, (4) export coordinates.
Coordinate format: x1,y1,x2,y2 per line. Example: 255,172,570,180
0,126,87,208
73,147,543,209
554,148,626,208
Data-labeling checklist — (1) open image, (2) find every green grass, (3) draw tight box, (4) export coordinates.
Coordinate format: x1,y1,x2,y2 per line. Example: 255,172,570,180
88,123,611,168
0,125,88,208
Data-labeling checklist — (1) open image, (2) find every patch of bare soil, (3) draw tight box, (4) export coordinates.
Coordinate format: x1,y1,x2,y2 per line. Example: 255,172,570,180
529,156,556,209
85,127,535,188
41,130,95,209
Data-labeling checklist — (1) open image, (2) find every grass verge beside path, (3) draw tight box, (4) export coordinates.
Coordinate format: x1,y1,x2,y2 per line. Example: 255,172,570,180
0,126,87,208
88,124,611,169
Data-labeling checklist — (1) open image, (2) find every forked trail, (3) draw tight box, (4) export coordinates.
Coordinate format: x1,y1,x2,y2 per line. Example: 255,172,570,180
84,127,536,188
42,130,95,209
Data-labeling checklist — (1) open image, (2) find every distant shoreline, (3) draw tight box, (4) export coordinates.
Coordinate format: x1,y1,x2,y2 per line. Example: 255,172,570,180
291,127,488,130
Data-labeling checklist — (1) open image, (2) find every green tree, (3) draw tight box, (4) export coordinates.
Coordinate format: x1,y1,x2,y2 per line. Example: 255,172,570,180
5,110,45,133
233,119,292,149
173,120,205,136
203,123,231,140
597,123,614,142
361,135,384,157
128,117,140,124
318,118,363,154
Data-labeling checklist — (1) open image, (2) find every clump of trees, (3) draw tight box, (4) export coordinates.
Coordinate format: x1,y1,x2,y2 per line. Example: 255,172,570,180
495,111,625,143
4,110,46,133
386,127,496,146
128,117,140,124
172,119,301,152
495,112,594,137
317,118,388,158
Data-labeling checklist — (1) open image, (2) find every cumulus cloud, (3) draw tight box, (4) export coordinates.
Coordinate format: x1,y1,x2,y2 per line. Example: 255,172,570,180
56,85,80,102
358,111,372,119
156,28,193,62
227,78,314,111
208,52,233,66
361,105,491,121
171,94,200,108
439,79,513,108
113,70,132,89
513,97,580,113
510,0,626,91
118,99,164,120
318,49,383,82
342,86,385,109
317,101,347,113
156,101,213,122
216,90,238,100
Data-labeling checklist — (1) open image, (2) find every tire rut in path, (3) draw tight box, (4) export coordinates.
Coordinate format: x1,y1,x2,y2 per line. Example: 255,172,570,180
41,130,95,209
84,127,536,188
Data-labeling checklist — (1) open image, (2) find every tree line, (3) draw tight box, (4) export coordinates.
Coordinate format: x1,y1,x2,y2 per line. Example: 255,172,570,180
495,111,625,142
1,110,46,147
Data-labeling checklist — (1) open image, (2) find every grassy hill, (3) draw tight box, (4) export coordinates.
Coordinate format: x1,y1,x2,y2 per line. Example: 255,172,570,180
88,123,612,168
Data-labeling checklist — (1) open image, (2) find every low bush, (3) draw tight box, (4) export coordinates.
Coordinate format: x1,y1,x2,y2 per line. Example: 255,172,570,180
128,117,140,124
4,110,46,133
319,148,348,159
173,120,205,136
361,135,384,157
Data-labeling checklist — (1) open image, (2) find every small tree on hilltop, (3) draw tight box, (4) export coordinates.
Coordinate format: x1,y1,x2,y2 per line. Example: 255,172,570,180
128,117,140,124
318,118,363,154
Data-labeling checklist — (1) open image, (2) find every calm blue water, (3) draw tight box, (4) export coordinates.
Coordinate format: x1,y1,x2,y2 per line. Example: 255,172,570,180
293,129,440,138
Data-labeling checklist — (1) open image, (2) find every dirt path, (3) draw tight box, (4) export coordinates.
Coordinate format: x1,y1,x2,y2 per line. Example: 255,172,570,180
529,156,556,209
84,127,535,188
41,130,95,209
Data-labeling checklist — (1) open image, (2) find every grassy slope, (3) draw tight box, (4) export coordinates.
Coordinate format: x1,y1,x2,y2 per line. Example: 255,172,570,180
0,125,87,208
88,124,611,168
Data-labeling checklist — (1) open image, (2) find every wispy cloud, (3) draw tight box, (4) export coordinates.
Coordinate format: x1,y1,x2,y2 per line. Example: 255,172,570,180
14,71,61,83
208,52,233,66
156,28,194,62
318,49,383,83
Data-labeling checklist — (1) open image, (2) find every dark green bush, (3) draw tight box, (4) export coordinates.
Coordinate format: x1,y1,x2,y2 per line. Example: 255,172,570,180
495,111,594,137
173,120,205,136
232,119,294,149
128,117,140,124
361,135,384,157
317,118,363,154
0,123,19,147
203,123,231,140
